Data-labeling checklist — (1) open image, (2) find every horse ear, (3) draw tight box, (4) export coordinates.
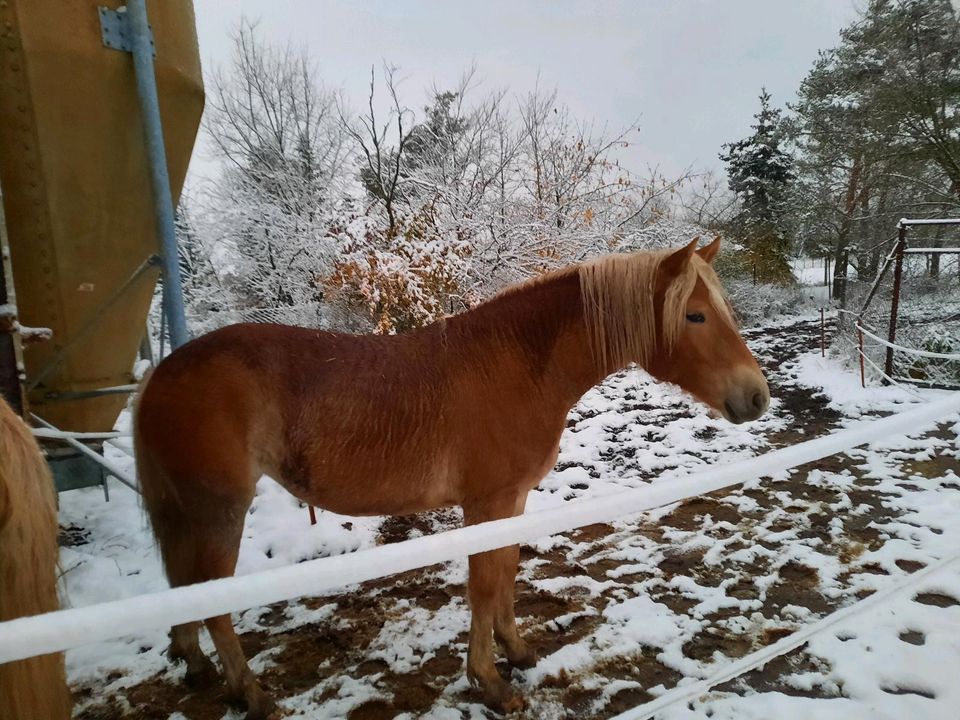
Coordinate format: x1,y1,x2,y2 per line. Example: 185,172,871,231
660,238,699,279
697,236,722,264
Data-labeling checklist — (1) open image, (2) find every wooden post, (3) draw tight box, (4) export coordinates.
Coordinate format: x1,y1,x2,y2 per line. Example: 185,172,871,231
884,223,908,382
308,506,317,526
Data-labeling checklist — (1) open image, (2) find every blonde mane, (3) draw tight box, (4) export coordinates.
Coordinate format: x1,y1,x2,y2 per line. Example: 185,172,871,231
0,398,71,720
579,249,733,371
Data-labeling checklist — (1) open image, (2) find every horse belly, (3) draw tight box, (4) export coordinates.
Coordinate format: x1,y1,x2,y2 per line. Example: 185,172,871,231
279,449,460,517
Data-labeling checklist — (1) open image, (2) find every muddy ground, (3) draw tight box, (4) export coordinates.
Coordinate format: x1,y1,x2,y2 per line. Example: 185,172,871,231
70,318,960,719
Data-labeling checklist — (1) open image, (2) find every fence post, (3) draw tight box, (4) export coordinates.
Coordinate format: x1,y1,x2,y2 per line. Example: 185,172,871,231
820,308,825,357
858,325,866,388
884,223,907,382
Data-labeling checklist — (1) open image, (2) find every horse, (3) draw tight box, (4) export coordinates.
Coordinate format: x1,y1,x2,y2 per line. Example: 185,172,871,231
0,396,72,720
135,237,769,718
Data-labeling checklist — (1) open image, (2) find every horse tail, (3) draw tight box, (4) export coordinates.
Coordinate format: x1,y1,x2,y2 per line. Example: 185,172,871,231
0,397,71,720
134,366,192,588
134,367,170,553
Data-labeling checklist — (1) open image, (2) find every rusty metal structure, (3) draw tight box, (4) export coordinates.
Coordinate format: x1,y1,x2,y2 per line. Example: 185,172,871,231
0,0,203,494
0,0,203,436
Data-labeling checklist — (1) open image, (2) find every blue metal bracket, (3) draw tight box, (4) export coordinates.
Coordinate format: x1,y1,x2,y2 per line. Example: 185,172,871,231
98,6,155,56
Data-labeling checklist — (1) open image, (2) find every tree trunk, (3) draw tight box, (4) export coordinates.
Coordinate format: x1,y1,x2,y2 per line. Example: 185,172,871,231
864,184,888,280
832,156,863,306
930,222,946,279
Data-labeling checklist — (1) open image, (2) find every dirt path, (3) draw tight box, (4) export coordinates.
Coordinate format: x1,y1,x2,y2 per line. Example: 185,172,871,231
72,317,960,720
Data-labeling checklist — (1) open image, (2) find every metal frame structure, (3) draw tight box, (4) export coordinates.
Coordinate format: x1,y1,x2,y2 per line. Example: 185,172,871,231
857,217,960,384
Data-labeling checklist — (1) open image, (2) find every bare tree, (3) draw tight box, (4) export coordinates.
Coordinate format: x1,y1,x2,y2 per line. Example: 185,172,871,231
202,20,349,310
337,65,416,234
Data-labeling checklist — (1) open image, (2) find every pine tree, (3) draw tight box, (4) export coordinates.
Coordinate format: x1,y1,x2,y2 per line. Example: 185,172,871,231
786,0,960,305
720,89,796,283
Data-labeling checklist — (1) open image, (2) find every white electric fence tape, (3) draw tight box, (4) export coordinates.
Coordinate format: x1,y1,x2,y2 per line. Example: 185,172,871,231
609,554,960,720
1,392,959,665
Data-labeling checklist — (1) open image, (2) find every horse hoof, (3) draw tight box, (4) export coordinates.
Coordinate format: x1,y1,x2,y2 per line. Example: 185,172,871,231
507,646,538,670
243,688,278,720
481,677,525,714
183,656,218,689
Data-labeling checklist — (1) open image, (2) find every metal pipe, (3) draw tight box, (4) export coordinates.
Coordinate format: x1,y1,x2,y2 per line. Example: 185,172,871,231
31,413,139,493
127,0,188,350
33,428,125,441
42,384,138,402
820,308,825,357
857,325,867,388
898,217,960,227
884,223,908,382
27,254,159,391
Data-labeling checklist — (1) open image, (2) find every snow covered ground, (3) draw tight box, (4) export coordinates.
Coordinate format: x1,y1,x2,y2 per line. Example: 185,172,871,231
59,315,960,720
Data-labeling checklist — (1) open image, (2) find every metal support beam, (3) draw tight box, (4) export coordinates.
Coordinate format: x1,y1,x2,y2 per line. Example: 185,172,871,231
127,0,188,349
31,413,139,493
884,223,908,382
27,254,159,391
0,186,26,415
100,2,188,350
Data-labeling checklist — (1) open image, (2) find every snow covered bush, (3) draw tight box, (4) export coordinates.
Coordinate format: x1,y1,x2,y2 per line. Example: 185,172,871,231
725,279,821,327
328,210,473,333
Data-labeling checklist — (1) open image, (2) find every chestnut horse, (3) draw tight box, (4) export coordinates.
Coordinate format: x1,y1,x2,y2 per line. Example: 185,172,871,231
135,238,769,717
0,396,72,720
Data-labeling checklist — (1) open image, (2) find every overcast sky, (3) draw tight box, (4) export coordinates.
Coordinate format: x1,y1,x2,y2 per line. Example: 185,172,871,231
191,1,863,184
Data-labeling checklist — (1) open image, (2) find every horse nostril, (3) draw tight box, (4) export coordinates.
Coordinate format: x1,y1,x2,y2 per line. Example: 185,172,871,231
752,392,766,412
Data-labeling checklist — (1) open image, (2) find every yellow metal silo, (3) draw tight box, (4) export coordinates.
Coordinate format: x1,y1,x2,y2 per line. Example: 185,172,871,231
0,0,204,433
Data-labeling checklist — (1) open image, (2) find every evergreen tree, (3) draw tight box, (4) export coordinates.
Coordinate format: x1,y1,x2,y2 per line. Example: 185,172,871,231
359,90,470,207
786,0,959,305
720,89,796,283
858,0,960,196
175,199,225,314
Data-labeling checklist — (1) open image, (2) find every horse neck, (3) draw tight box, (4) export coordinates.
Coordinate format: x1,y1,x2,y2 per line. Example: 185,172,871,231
449,270,624,410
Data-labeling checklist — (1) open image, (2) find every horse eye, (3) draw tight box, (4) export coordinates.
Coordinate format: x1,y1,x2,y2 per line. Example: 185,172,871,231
686,312,705,324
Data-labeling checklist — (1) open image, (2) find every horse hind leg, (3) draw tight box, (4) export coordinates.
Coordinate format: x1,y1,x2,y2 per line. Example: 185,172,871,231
194,536,276,720
156,523,218,687
492,493,536,669
147,472,274,718
206,614,274,719
168,621,216,687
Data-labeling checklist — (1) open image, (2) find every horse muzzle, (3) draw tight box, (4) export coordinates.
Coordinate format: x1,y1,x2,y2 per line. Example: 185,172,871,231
721,374,770,424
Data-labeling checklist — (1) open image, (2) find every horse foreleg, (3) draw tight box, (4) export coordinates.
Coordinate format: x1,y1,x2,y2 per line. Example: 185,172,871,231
463,493,529,712
491,492,536,668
